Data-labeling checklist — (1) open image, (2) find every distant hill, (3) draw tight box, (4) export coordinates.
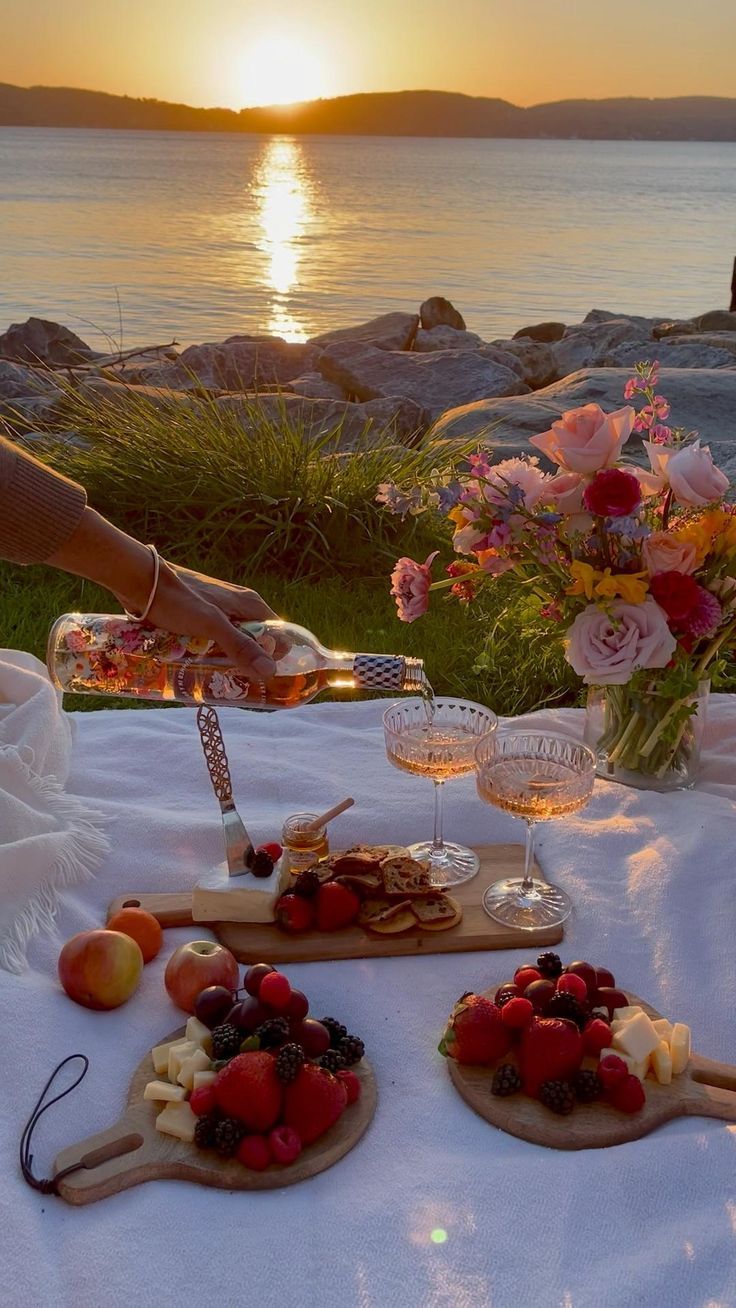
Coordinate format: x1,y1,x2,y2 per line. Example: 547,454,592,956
1,83,736,140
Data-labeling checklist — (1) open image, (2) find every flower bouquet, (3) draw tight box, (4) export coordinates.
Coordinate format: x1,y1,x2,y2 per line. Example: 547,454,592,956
380,364,735,791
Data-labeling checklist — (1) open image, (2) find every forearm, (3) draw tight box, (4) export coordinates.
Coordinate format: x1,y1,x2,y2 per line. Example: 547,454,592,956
0,437,87,565
47,506,155,615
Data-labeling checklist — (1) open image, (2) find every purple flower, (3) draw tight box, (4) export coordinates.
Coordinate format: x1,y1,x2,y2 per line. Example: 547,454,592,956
687,588,722,639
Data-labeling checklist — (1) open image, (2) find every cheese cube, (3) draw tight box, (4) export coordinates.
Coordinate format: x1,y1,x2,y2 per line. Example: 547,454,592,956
602,1050,649,1080
670,1023,691,1075
167,1040,197,1084
143,1080,187,1103
185,1016,213,1054
651,1041,673,1086
155,1100,198,1143
177,1047,212,1090
652,1018,673,1045
192,1070,217,1090
612,1006,644,1023
611,1010,661,1063
152,1040,180,1076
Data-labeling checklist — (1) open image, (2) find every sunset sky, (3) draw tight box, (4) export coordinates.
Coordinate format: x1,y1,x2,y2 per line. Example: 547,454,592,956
2,0,735,109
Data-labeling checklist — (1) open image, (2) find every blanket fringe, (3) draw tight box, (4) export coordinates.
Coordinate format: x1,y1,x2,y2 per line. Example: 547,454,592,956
0,750,110,974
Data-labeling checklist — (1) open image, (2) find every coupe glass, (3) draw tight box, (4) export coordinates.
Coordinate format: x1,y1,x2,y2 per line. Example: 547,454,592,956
383,698,498,886
474,731,596,928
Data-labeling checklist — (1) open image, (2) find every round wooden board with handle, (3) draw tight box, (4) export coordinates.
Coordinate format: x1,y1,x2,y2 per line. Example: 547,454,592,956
448,991,736,1150
53,1026,377,1205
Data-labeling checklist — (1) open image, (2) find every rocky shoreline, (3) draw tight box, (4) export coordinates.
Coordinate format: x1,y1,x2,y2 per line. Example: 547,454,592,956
2,298,736,470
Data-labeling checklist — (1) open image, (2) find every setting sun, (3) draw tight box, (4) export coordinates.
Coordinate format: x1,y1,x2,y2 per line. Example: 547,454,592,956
239,35,327,108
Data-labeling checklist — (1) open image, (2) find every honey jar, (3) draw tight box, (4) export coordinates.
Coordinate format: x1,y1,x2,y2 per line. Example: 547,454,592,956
282,812,329,874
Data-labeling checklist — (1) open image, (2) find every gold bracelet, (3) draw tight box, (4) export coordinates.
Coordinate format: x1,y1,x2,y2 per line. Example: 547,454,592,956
124,544,160,622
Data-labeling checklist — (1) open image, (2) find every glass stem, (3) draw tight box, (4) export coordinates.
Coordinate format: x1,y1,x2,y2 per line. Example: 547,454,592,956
522,820,536,894
432,780,444,853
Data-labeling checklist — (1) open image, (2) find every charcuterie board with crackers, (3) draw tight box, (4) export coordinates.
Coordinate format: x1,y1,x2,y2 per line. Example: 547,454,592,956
108,843,563,963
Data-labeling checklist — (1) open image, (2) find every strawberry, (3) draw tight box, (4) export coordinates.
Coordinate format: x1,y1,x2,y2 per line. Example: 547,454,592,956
276,894,315,933
283,1063,348,1144
517,1016,583,1098
438,993,513,1066
315,882,360,931
214,1051,283,1131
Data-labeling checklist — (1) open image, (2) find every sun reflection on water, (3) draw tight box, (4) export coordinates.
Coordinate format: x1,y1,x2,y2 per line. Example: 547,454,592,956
251,137,315,342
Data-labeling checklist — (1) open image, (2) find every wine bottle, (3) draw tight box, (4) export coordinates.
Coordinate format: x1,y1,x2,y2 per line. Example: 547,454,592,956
47,614,428,709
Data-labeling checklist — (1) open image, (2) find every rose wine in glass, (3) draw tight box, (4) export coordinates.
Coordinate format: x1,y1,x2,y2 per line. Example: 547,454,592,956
383,698,497,886
475,732,595,928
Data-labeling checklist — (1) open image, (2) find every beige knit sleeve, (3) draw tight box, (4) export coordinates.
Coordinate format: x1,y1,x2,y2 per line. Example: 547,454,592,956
0,436,87,565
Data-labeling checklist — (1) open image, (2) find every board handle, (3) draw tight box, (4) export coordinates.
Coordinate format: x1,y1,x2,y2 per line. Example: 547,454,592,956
684,1054,736,1124
690,1053,736,1094
54,1108,152,1205
107,892,194,928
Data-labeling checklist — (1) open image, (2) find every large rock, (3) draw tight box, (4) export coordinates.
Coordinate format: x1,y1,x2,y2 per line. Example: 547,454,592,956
413,325,482,352
489,339,557,389
0,360,60,400
284,372,348,400
694,310,736,332
215,393,427,449
309,312,419,352
145,337,316,391
513,321,566,343
582,309,667,331
317,341,527,421
653,320,699,339
428,368,736,468
0,317,100,366
552,318,652,376
668,333,736,358
605,340,736,370
419,296,466,331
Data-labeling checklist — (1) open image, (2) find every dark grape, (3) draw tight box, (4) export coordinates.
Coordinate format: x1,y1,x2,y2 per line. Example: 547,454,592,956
244,963,276,996
194,985,236,1030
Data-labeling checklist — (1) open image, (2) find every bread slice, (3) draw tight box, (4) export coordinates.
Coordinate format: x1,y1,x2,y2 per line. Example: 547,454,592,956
411,894,463,932
380,856,433,898
358,896,411,925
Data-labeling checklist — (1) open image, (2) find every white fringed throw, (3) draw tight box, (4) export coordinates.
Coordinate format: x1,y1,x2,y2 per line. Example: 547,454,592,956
0,649,109,972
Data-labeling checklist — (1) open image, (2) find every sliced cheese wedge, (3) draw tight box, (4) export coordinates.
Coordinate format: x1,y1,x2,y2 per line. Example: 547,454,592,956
651,1040,673,1086
652,1017,674,1044
152,1040,180,1076
177,1047,212,1090
670,1023,691,1075
155,1100,198,1143
612,1005,644,1023
192,1069,217,1090
611,1010,661,1063
143,1080,187,1103
167,1040,197,1084
185,1015,214,1054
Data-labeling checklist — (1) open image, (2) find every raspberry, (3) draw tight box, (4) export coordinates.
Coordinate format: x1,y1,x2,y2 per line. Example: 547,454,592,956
539,1079,576,1115
336,1069,361,1104
598,1054,628,1090
582,1018,613,1057
491,1063,522,1097
573,1069,602,1103
237,1134,272,1170
189,1085,216,1117
269,1125,302,1165
536,951,563,978
259,971,292,1011
501,997,534,1030
609,1074,646,1114
513,966,542,992
556,973,588,1003
258,842,283,863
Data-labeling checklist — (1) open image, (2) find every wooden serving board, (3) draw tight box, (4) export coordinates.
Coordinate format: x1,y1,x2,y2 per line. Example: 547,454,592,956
53,1026,377,1205
448,991,736,1150
108,844,563,963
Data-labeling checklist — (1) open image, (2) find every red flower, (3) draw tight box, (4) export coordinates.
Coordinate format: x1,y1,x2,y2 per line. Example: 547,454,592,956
649,571,701,623
582,468,642,518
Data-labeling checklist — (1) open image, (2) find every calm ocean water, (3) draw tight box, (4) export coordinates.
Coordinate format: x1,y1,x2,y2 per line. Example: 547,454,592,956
1,128,735,349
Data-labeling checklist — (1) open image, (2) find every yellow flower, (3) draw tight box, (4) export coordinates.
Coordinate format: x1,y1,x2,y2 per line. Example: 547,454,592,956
566,561,649,604
448,505,470,527
676,509,736,562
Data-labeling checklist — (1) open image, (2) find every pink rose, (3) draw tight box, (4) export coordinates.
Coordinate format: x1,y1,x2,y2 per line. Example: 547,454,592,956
546,471,586,514
565,598,677,685
642,531,699,577
645,440,729,509
481,457,549,509
390,552,438,623
529,404,634,474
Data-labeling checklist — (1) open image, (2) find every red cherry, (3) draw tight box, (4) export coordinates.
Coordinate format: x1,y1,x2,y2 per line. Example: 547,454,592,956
501,997,534,1030
524,979,556,1012
595,966,616,991
286,988,309,1021
556,973,588,1002
259,971,292,1010
595,987,629,1018
513,966,542,992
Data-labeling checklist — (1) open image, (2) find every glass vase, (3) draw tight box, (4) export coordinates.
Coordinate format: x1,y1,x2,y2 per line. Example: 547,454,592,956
583,680,709,793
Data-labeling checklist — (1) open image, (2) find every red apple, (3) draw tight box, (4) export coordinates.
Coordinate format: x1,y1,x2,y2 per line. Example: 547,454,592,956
164,940,239,1014
58,929,143,1010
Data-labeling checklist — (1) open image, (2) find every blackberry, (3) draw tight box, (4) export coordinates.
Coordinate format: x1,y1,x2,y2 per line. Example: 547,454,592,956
537,951,563,979
491,1063,522,1097
337,1034,365,1067
540,1080,576,1115
194,1113,220,1149
320,1048,345,1073
276,1042,305,1084
250,849,275,879
546,992,589,1031
321,1017,348,1048
574,1069,602,1103
255,1017,290,1049
293,868,321,899
211,1022,242,1060
214,1116,245,1157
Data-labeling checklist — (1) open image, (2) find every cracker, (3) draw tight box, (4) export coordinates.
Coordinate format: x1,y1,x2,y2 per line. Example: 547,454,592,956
380,855,433,898
358,896,412,925
413,895,463,932
364,906,416,935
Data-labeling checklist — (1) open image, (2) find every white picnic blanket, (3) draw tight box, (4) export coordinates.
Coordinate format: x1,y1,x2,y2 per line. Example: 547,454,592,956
2,695,735,1308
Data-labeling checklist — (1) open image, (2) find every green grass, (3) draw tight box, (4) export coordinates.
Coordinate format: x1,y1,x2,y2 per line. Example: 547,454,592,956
2,384,580,714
